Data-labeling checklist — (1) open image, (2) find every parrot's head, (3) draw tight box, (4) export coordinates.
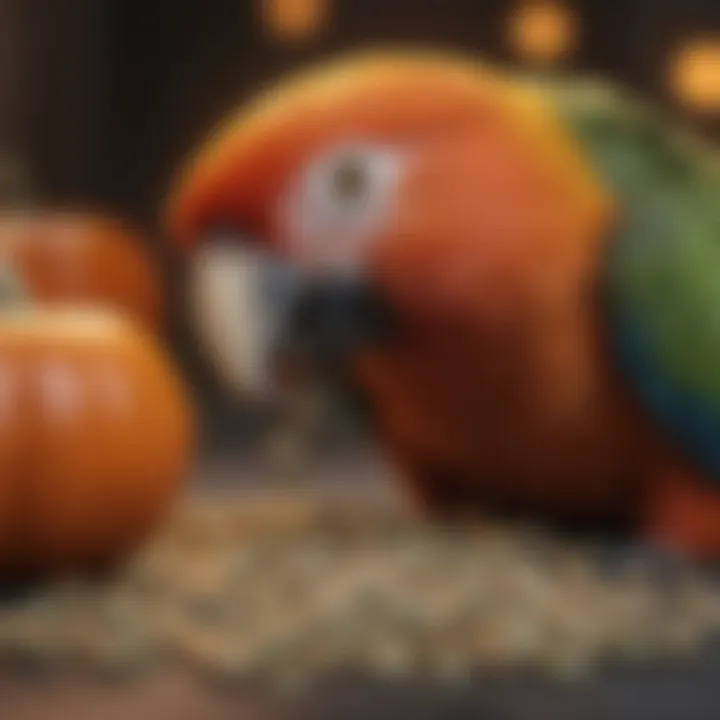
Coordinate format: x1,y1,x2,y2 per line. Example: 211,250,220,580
166,50,609,403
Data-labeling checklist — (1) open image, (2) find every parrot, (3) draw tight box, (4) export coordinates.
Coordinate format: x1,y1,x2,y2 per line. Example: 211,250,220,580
166,49,720,561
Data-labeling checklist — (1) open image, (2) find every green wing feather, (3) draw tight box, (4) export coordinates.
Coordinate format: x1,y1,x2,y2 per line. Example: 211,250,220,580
531,75,720,475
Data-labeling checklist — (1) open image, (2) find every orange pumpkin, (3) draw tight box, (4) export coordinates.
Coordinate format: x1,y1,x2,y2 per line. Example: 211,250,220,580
0,212,164,331
0,308,194,576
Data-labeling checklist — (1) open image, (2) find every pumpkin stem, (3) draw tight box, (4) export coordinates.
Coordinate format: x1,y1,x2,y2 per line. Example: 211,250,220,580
0,150,34,281
0,261,29,306
0,149,33,212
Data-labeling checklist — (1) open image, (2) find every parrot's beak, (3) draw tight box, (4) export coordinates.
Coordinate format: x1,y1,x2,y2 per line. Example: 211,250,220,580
190,235,298,401
190,236,393,402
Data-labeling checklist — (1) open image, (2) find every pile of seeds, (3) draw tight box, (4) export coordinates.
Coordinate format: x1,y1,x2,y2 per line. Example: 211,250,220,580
1,491,720,689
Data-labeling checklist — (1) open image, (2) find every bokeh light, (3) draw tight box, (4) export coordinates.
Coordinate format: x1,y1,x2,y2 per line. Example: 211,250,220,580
258,0,330,42
669,37,720,113
507,0,578,65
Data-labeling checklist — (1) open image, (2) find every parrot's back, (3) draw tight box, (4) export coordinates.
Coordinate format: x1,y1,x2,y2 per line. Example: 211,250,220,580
535,76,720,479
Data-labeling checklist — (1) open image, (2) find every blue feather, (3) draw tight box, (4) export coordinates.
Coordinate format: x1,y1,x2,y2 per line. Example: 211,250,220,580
612,316,720,476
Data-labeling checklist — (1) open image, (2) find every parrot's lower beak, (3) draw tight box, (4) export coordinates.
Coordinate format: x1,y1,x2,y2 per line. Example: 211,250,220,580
190,238,393,402
276,275,394,374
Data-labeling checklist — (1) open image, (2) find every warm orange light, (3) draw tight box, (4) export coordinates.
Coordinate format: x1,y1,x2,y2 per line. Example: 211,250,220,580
670,39,720,113
259,0,329,42
507,1,578,65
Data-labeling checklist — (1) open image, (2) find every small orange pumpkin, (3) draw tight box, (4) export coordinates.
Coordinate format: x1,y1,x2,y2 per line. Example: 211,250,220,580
0,212,164,331
0,308,194,576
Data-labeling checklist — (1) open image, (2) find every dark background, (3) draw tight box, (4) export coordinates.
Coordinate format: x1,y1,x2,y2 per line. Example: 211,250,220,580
1,0,719,439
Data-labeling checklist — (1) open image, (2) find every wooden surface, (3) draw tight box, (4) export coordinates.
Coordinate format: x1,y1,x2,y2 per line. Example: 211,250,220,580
3,657,720,720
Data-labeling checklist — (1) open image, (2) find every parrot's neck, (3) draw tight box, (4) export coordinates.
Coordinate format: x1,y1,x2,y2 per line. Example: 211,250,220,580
355,306,654,523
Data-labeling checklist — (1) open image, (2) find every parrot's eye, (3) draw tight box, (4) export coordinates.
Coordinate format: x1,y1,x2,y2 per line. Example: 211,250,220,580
279,141,406,273
328,154,370,204
315,145,401,214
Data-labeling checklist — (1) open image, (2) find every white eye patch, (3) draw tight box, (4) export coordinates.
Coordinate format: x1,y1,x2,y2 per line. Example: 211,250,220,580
278,141,406,275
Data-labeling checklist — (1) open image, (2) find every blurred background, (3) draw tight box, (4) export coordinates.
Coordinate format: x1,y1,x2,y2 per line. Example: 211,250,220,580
1,0,718,456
